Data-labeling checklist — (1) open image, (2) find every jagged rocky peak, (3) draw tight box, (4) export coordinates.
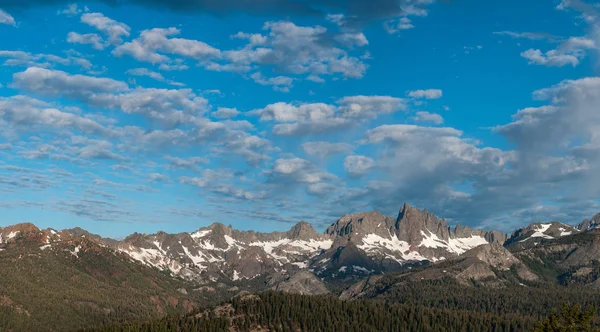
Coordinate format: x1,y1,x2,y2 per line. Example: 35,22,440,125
578,213,600,231
287,221,322,241
325,211,395,239
395,202,449,244
482,230,508,245
324,211,396,251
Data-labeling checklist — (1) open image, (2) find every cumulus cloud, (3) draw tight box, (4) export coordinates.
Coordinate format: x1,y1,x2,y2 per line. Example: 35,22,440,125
268,157,339,196
250,72,294,92
0,0,436,32
165,156,208,170
0,95,112,136
67,32,104,50
344,155,376,177
212,107,239,119
11,67,207,126
113,27,221,64
0,9,16,26
384,17,415,34
408,89,443,99
0,51,92,69
302,141,353,158
208,20,369,82
521,37,596,67
251,95,405,136
412,111,443,124
58,3,83,16
81,12,130,45
126,67,184,86
519,2,599,67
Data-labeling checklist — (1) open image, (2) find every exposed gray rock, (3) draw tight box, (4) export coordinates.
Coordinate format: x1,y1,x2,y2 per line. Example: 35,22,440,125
268,271,329,295
578,213,600,231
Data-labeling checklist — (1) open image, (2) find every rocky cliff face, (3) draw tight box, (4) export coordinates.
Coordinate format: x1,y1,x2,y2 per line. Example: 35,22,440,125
267,271,329,295
313,203,504,277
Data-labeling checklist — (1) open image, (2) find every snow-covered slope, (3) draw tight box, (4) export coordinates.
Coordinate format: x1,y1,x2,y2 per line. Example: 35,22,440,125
505,222,579,249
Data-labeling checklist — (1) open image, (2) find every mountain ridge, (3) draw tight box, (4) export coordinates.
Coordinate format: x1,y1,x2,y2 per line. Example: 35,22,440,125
2,202,597,284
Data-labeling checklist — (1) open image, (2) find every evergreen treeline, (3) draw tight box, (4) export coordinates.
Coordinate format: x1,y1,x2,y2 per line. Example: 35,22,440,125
86,291,540,332
363,277,600,320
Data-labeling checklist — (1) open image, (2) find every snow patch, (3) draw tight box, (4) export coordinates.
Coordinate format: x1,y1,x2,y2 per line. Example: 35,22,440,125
292,261,308,268
40,244,51,250
7,231,18,240
191,229,211,239
352,265,372,273
359,233,428,262
232,270,240,281
520,224,554,242
448,236,488,255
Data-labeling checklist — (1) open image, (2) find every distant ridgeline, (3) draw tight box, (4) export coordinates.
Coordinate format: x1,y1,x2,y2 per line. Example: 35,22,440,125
2,203,600,331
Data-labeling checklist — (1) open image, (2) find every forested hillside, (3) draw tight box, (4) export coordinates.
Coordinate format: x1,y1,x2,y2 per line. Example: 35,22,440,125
84,291,540,332
0,239,198,332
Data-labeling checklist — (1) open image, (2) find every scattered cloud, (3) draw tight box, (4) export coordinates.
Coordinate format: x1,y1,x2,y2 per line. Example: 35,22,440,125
412,111,443,124
344,155,376,177
302,141,354,158
81,12,130,45
408,89,443,99
0,9,16,26
67,32,104,50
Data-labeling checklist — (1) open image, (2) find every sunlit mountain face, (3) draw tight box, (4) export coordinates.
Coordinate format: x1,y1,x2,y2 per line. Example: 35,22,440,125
0,0,599,242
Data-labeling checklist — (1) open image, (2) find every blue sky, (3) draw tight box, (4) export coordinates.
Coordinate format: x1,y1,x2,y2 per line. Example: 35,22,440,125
0,0,599,238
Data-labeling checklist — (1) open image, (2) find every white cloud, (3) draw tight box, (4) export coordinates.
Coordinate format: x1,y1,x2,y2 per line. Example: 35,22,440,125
165,156,208,170
408,89,443,99
12,67,128,96
81,12,130,45
302,141,353,158
212,107,240,119
344,155,376,177
520,37,596,67
412,111,443,124
268,157,339,196
148,173,168,182
126,68,184,86
0,9,16,26
210,20,369,81
384,17,414,34
113,27,221,64
493,31,562,42
11,67,207,126
337,95,406,119
0,51,92,70
59,4,84,16
251,95,405,136
67,32,105,50
250,72,294,92
252,102,335,123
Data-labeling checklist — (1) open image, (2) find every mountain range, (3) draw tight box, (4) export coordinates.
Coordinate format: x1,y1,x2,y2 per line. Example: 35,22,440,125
2,202,600,331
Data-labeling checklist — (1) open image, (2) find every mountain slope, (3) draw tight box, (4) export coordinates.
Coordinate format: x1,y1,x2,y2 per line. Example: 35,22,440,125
0,225,198,332
509,229,600,285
